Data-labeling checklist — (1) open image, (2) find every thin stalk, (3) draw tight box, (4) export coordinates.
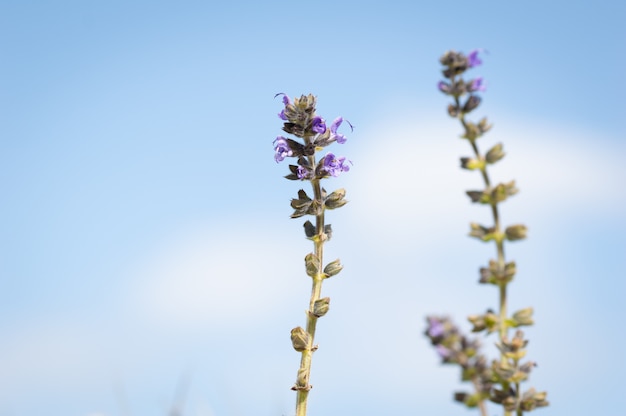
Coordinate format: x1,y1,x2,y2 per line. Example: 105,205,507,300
454,87,513,415
295,155,327,416
471,377,489,416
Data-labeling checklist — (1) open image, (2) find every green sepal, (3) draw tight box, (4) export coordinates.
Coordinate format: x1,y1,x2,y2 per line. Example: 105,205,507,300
466,190,490,204
469,223,496,241
290,189,313,218
290,327,310,352
303,220,315,238
468,309,499,333
479,260,516,284
325,188,348,209
492,181,518,203
485,143,505,164
505,224,527,241
324,224,332,241
313,297,330,317
510,307,534,327
468,181,518,205
323,259,343,278
460,157,485,170
520,388,549,411
304,253,321,278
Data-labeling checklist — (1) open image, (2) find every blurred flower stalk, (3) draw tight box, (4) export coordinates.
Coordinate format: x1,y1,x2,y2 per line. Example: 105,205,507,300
273,93,352,416
427,50,549,415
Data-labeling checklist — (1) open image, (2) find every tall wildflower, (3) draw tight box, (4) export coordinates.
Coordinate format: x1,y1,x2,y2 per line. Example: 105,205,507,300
428,50,548,415
273,94,352,416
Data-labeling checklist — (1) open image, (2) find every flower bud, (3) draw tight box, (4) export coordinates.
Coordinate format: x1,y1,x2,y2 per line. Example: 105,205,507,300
304,253,321,278
520,388,549,411
290,327,310,352
313,297,330,317
460,157,484,170
463,95,481,113
325,188,348,210
505,224,528,241
485,143,505,164
323,259,343,278
469,222,496,241
512,307,534,327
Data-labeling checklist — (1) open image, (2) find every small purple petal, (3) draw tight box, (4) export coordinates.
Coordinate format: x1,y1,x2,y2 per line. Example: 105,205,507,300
296,166,308,179
438,81,450,93
330,117,348,144
468,49,483,68
273,136,292,163
435,344,451,359
274,92,291,104
323,153,352,177
278,109,287,120
469,77,486,92
330,117,343,133
428,320,445,338
312,116,326,134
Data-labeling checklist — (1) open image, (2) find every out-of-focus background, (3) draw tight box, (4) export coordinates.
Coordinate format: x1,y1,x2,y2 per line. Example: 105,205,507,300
1,1,624,415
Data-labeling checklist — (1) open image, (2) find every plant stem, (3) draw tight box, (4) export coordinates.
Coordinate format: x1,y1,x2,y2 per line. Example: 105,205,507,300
471,377,489,416
295,162,326,416
455,94,512,416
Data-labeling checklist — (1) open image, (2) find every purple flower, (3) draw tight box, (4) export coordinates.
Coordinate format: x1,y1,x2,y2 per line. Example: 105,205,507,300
467,49,483,68
296,165,309,179
437,81,450,93
311,116,326,134
329,117,351,144
427,319,445,338
322,153,351,177
275,93,291,120
435,344,451,359
273,136,292,162
468,77,486,92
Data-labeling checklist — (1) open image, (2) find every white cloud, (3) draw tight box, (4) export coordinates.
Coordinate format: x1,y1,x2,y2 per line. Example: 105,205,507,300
127,223,307,330
342,110,625,245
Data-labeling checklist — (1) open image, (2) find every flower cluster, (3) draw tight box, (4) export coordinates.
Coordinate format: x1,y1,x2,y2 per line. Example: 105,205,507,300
273,93,352,180
425,316,492,409
274,94,352,415
429,50,548,415
438,49,489,120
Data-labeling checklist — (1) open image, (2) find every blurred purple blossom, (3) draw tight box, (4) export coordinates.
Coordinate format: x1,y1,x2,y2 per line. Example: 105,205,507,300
427,318,445,337
468,49,483,68
468,77,486,92
435,344,451,359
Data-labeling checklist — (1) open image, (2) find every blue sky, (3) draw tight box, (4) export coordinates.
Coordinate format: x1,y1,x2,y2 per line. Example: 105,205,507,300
0,1,625,415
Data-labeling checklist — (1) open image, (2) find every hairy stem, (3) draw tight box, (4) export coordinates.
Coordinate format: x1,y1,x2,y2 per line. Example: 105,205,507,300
455,88,512,415
471,377,489,416
295,159,326,416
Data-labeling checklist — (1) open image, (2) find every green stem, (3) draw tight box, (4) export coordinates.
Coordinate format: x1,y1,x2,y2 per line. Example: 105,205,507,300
455,86,512,415
471,377,489,416
295,159,326,416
